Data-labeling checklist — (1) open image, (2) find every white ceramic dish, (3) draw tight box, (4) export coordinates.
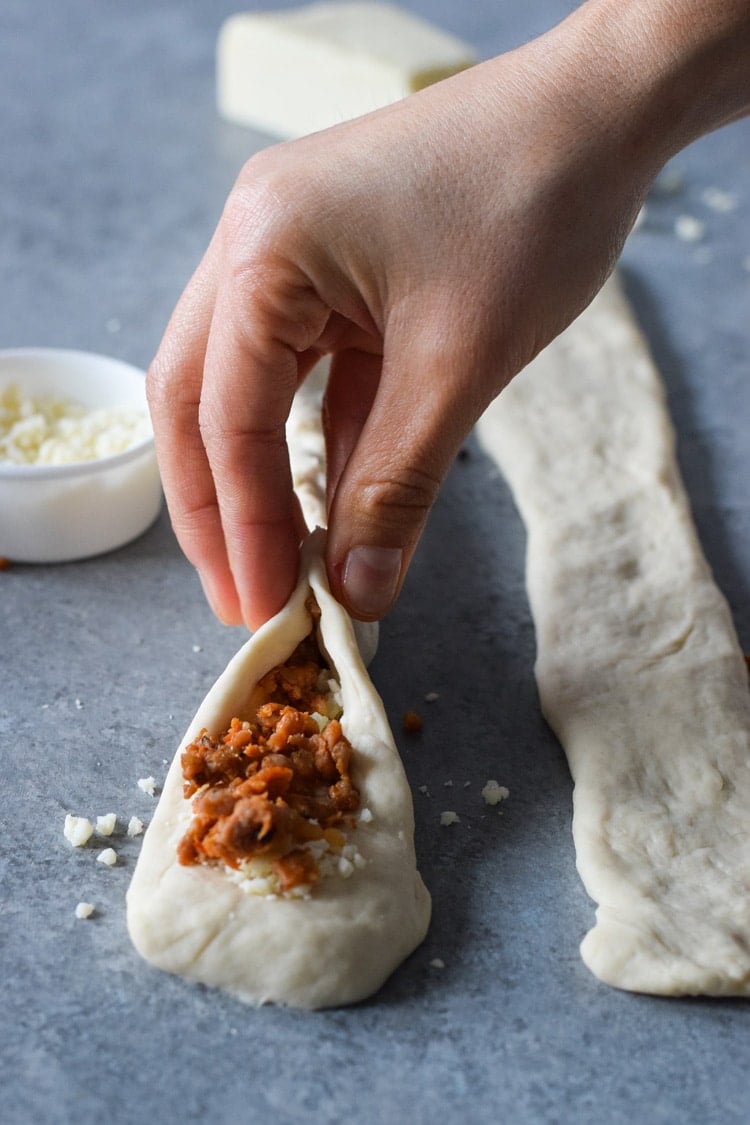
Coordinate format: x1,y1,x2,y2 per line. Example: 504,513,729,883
0,347,162,563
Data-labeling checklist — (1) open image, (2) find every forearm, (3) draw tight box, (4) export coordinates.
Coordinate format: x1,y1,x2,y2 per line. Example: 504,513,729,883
591,0,750,136
503,0,750,179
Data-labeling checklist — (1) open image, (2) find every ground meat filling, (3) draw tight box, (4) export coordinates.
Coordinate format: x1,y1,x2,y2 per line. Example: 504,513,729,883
177,623,360,893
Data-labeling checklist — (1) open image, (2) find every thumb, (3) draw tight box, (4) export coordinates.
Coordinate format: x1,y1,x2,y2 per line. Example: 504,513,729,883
325,326,478,620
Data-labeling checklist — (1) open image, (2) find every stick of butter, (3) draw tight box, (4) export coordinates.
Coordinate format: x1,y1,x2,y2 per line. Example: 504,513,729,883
217,2,476,139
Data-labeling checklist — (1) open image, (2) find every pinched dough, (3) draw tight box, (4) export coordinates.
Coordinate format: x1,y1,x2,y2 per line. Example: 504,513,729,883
477,275,750,995
287,358,379,666
127,533,430,1008
287,359,329,533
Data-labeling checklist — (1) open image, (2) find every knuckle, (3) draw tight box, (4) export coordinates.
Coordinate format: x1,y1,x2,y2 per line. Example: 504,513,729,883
169,498,218,545
198,403,284,459
145,351,180,415
358,467,440,529
225,163,277,231
219,157,334,354
219,196,281,294
225,155,299,254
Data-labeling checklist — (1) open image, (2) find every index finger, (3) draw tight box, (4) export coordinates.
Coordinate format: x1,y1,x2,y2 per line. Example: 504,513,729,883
147,241,243,626
199,262,331,629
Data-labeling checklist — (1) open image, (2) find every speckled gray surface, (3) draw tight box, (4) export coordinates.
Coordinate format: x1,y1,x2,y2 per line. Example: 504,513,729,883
1,2,749,1123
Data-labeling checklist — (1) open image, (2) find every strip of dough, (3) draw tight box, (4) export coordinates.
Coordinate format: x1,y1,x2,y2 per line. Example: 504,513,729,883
287,358,379,665
287,359,330,533
127,532,430,1008
477,275,750,996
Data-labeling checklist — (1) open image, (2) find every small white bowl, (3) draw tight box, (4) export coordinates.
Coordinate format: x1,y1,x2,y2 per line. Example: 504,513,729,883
0,347,162,563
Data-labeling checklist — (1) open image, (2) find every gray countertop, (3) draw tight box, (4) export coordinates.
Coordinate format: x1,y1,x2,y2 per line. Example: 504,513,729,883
2,2,749,1123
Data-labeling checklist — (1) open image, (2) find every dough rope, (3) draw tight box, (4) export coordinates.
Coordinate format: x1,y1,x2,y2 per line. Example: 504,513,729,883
287,358,379,665
286,358,329,533
477,274,750,996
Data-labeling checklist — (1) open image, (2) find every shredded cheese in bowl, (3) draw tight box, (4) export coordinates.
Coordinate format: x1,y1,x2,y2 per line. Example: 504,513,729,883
0,383,151,467
0,347,161,564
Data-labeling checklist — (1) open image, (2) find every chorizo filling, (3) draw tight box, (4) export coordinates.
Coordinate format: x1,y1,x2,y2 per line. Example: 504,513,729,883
177,613,367,896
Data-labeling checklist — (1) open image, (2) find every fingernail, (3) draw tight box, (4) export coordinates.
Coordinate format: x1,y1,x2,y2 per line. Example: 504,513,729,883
341,546,403,618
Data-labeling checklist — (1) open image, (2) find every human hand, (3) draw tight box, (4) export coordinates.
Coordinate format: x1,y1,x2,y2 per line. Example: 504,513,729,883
147,0,749,630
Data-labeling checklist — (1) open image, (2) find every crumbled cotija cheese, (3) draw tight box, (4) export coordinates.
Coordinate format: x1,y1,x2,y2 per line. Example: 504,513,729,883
0,383,150,466
96,813,117,836
75,902,95,919
127,815,144,837
481,780,510,806
64,814,94,847
674,214,705,242
137,776,157,796
701,186,737,213
440,811,460,826
97,847,118,866
229,839,367,899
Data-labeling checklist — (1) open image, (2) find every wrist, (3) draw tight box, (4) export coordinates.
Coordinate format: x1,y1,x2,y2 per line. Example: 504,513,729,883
558,0,750,165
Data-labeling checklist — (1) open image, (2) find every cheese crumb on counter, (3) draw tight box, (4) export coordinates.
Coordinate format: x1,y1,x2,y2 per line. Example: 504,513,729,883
700,186,737,213
429,957,446,969
481,780,509,806
137,776,157,796
95,813,117,836
96,848,118,866
674,214,705,242
74,902,95,920
0,383,150,466
64,814,94,847
127,816,145,837
440,811,460,826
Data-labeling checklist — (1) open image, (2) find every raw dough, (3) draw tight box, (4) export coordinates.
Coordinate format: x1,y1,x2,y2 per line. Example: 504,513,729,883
286,358,379,665
477,274,750,996
127,532,430,1008
287,359,330,533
